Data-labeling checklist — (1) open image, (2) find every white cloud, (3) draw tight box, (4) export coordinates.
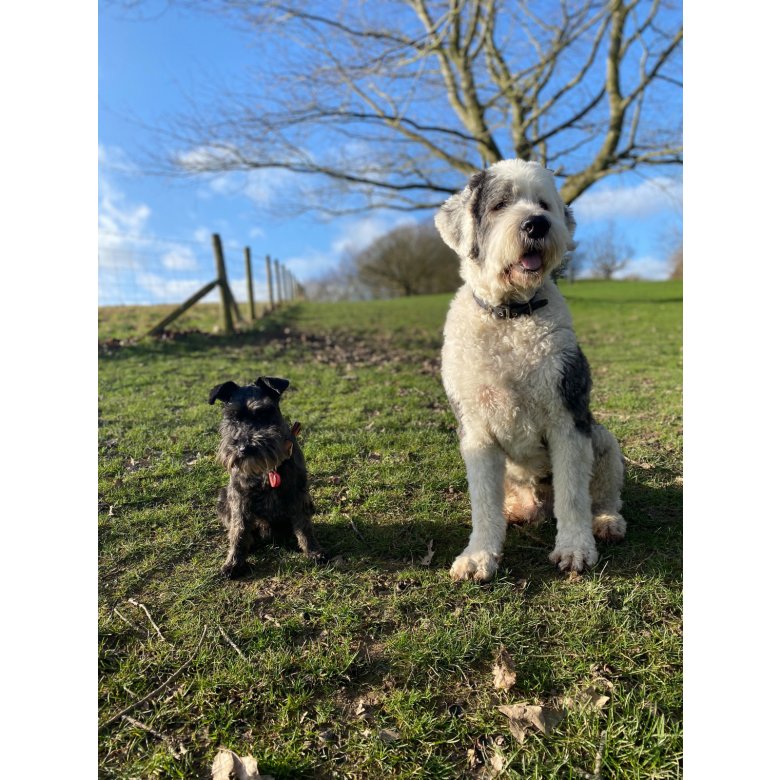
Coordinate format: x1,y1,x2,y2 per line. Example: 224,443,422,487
176,144,237,170
244,168,298,206
98,149,217,303
98,178,151,250
574,176,682,221
331,215,415,256
98,155,152,274
161,246,199,271
98,144,139,175
135,272,220,304
193,227,212,244
283,251,335,279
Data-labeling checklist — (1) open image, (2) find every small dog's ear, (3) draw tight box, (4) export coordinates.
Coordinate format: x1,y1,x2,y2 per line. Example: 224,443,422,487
435,169,486,259
208,381,239,405
255,376,290,397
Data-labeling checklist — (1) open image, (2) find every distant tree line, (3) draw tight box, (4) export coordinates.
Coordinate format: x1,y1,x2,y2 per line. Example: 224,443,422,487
306,219,681,301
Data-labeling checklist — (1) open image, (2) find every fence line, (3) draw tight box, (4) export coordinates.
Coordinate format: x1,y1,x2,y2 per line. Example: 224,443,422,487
99,230,305,335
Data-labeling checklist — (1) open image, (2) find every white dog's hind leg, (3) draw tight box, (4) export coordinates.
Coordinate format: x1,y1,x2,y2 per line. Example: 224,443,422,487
547,426,599,572
590,423,626,541
451,435,507,582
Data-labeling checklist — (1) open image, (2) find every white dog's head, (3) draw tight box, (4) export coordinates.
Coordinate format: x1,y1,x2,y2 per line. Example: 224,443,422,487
435,159,575,303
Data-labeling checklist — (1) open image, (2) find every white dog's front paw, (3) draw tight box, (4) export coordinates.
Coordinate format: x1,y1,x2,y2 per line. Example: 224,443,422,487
450,549,501,582
549,537,598,572
592,512,626,542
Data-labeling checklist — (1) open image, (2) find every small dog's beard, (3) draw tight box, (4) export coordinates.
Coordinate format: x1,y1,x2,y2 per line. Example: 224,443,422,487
218,438,289,476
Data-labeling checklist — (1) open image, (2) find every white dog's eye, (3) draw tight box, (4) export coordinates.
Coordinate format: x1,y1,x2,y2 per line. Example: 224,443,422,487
492,200,509,212
538,200,550,211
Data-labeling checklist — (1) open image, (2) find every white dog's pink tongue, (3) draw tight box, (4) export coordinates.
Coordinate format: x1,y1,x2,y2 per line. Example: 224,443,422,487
520,253,542,271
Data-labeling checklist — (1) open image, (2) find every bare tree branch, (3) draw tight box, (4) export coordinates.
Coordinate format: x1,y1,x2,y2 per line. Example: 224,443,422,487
148,0,681,210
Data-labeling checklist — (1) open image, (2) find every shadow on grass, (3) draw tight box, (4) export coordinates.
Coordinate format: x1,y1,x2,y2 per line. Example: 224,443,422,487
100,305,307,362
226,475,682,588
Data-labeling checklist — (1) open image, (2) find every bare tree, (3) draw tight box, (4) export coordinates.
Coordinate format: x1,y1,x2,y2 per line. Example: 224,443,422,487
304,255,372,301
353,222,460,297
669,244,682,279
161,0,682,211
559,248,586,283
582,222,633,279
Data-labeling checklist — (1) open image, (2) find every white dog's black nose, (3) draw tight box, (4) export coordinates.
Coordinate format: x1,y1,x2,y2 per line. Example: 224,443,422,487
521,215,550,239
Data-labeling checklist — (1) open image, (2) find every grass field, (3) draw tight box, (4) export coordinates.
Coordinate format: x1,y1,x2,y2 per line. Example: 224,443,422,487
98,280,682,779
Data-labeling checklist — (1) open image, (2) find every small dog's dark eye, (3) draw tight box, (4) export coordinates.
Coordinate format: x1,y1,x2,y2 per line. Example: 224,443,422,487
539,200,550,211
492,200,509,212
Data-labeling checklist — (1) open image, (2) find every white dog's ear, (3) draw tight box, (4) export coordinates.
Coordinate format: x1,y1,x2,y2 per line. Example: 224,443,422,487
564,205,576,235
434,170,487,258
564,205,576,249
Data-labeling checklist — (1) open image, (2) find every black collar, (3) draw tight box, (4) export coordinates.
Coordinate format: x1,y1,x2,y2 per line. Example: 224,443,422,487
472,291,548,320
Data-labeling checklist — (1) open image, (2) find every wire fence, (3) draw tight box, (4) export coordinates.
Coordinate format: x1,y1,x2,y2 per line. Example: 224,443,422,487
99,230,303,335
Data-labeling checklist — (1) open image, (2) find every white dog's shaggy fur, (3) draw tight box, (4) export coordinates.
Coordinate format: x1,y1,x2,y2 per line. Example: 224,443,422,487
435,159,626,582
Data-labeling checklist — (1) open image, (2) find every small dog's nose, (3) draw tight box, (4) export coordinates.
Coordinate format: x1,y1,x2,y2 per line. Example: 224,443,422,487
237,445,247,456
521,215,550,239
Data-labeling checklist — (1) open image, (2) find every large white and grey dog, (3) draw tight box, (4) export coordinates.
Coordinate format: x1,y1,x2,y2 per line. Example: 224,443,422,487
435,159,626,582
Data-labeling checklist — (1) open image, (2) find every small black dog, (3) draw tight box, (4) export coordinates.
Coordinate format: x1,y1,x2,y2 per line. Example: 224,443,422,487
208,375,324,578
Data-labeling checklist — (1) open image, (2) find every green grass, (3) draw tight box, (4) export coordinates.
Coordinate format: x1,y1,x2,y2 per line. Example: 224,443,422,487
98,280,682,779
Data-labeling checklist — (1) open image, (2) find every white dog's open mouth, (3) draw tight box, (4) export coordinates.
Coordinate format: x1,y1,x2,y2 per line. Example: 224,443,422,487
505,252,543,283
518,252,543,271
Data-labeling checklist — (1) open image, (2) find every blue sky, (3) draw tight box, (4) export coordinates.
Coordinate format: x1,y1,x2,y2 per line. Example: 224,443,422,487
99,1,682,306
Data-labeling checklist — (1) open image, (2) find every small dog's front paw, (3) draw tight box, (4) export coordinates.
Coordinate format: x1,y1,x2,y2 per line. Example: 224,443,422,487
592,512,626,542
450,549,501,582
307,549,329,564
220,559,250,579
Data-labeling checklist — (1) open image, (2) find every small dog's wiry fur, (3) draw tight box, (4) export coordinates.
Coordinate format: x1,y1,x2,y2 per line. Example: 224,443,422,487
435,159,626,582
208,376,324,578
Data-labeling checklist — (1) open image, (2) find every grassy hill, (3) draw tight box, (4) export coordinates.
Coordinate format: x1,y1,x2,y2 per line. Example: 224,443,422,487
98,280,682,778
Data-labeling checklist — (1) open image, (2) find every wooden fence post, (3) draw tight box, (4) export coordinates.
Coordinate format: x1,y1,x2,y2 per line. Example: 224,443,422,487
244,247,255,321
212,233,234,334
265,254,274,311
145,279,219,337
274,259,283,304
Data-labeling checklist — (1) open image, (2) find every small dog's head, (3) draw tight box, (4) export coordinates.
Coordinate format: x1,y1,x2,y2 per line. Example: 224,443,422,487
435,159,575,303
208,376,294,476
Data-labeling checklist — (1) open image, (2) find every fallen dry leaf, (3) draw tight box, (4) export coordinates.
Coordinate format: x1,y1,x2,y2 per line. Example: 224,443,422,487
502,715,528,744
492,646,517,691
419,540,435,567
211,748,269,780
583,686,610,710
355,698,378,721
378,727,401,744
564,684,611,711
317,728,336,745
488,747,506,778
498,703,564,742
